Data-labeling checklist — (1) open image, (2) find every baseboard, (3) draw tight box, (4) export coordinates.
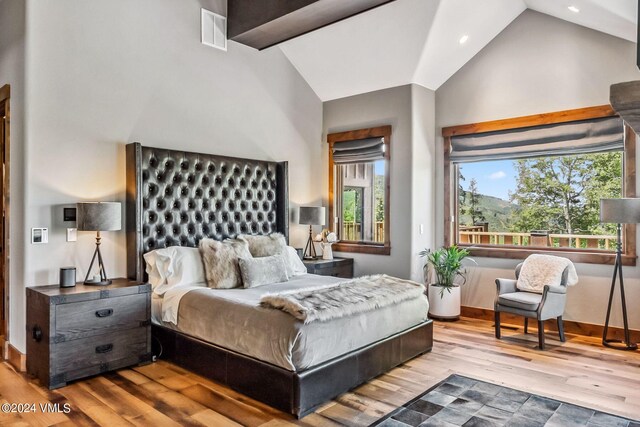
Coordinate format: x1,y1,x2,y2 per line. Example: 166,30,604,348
0,335,6,359
7,343,26,372
461,306,640,344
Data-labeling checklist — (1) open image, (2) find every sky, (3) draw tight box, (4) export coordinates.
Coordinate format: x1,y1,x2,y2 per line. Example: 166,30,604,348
459,160,516,201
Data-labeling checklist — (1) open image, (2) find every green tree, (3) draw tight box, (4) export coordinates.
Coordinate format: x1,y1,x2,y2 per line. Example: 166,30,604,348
466,178,485,224
509,152,622,235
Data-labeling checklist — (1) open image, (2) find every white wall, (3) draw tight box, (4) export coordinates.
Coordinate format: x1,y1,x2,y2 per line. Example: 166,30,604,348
10,0,323,353
0,0,27,347
323,85,413,278
323,84,437,282
435,10,640,329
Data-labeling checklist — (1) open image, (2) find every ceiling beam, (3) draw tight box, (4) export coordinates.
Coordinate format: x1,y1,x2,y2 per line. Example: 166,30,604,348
227,0,396,50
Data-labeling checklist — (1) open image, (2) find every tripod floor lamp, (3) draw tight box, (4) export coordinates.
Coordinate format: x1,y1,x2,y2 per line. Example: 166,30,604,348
600,198,640,350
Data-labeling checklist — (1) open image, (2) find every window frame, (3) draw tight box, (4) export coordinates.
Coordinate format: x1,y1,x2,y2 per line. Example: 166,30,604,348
328,125,391,255
442,105,637,266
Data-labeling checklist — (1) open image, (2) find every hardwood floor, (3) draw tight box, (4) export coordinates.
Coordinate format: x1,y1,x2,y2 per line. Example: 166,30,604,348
1,317,639,426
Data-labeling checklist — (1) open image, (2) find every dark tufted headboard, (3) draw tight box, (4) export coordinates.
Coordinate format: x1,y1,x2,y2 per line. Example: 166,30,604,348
126,143,289,282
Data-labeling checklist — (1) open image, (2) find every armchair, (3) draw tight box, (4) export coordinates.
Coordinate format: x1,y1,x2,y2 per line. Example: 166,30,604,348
495,262,569,349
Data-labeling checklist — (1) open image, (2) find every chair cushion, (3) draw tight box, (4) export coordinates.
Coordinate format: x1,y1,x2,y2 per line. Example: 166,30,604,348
498,292,542,311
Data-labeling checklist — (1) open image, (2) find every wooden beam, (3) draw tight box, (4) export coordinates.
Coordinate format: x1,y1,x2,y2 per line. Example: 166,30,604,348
228,0,396,50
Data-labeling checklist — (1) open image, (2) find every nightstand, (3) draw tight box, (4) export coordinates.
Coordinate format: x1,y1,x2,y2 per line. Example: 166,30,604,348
303,257,354,279
26,278,152,389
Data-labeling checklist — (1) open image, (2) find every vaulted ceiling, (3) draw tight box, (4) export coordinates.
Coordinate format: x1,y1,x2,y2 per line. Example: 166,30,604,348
279,0,637,101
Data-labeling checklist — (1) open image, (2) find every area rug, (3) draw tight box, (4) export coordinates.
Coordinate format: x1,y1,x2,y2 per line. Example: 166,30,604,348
370,374,639,427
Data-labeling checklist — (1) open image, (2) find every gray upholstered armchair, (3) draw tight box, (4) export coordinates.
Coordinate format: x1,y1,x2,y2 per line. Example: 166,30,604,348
495,262,569,349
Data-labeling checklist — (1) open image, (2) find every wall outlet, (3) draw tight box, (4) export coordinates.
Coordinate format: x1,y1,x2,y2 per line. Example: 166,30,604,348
66,228,77,242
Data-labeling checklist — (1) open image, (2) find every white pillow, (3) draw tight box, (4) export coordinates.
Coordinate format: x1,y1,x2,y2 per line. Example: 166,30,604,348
286,246,307,276
239,254,289,288
143,246,205,295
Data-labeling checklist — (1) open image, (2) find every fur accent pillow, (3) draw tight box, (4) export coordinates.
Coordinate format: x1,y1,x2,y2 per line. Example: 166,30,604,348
239,254,289,288
199,238,252,289
239,233,295,277
240,233,287,257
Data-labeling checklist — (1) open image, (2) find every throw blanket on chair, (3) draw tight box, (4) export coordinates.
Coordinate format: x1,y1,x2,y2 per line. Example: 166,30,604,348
516,254,579,293
260,274,426,323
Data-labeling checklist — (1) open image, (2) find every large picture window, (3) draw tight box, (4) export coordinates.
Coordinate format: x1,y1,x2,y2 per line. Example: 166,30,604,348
443,106,637,265
328,126,391,255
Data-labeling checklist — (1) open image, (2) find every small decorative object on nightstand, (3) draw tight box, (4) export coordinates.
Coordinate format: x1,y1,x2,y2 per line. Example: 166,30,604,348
26,278,152,389
303,257,354,279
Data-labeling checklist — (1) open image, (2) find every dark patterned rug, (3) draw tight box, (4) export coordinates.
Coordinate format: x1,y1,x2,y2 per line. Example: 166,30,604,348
371,374,640,427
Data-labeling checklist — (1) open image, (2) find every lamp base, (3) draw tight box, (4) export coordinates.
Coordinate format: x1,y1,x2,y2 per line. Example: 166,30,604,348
83,279,112,286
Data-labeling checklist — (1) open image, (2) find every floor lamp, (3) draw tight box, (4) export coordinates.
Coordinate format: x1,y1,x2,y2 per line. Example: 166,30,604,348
299,206,325,260
600,198,640,350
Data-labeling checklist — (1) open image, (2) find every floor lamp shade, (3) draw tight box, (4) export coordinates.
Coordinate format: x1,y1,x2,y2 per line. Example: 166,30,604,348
599,198,639,350
600,198,640,224
77,202,122,231
77,202,122,285
299,206,325,259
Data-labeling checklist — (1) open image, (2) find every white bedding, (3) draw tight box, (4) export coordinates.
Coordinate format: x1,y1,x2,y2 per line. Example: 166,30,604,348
151,274,429,371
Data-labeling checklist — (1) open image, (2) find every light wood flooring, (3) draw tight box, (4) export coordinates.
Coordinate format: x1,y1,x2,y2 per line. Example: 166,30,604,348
1,317,639,426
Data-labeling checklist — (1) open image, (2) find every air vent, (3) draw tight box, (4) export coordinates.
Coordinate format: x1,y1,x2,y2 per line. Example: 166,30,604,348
201,8,227,51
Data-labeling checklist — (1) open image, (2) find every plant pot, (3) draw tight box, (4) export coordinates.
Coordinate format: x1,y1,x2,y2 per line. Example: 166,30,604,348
428,284,460,320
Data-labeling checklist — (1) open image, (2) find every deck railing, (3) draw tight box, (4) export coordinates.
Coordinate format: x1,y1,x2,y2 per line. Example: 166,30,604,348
342,222,385,243
458,229,617,250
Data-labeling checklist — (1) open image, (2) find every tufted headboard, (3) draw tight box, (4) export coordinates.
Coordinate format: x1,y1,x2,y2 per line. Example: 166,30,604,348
126,143,289,282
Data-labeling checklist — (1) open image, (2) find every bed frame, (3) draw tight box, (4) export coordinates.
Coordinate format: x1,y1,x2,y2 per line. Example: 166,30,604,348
125,142,433,417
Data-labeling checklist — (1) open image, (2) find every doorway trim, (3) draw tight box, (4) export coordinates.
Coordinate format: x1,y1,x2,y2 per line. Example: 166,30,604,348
0,84,10,359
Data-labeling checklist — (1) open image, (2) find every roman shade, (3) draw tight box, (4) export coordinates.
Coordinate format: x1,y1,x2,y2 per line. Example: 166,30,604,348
449,116,624,163
332,137,385,164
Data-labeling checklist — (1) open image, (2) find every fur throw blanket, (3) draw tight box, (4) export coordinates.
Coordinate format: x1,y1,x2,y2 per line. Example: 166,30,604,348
517,254,579,294
260,274,426,323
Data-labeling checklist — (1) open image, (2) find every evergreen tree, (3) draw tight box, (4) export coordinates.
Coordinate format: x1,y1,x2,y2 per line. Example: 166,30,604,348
466,178,485,224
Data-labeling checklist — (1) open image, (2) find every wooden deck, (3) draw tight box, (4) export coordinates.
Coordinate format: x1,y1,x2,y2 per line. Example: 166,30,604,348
1,317,639,426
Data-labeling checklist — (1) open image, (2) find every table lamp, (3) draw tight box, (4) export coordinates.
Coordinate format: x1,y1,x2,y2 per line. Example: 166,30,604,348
600,198,640,350
299,206,326,259
77,202,122,285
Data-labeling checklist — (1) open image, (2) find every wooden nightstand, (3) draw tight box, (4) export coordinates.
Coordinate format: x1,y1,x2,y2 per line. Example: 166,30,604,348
303,257,354,279
26,278,152,389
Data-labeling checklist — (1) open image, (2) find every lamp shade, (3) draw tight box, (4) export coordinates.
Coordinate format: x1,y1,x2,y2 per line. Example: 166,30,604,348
299,206,326,226
600,198,640,224
77,202,122,231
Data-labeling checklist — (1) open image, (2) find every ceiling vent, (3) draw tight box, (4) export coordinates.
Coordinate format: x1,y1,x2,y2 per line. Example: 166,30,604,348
201,8,227,51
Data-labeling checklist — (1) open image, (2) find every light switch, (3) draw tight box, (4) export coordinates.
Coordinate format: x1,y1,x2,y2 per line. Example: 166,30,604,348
66,228,77,242
419,224,424,235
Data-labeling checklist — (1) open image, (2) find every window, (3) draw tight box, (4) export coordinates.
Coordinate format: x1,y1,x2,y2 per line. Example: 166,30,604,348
328,126,391,255
443,106,637,265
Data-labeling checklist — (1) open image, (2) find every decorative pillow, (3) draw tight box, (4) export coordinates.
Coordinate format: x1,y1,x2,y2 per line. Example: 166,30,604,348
286,246,307,276
143,246,205,295
240,233,287,257
239,233,298,277
239,254,289,288
199,238,252,289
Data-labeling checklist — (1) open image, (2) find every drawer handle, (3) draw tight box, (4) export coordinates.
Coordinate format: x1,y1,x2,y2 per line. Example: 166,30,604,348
32,326,42,342
95,344,113,354
95,309,113,318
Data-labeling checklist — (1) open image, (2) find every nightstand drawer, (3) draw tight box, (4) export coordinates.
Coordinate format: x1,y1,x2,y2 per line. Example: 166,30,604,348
55,293,148,341
317,265,353,278
53,327,148,377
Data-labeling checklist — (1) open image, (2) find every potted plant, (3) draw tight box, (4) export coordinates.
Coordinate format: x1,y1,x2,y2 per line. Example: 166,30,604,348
419,245,475,320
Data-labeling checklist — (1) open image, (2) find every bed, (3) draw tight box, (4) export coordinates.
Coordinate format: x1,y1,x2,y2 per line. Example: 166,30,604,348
125,142,433,417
